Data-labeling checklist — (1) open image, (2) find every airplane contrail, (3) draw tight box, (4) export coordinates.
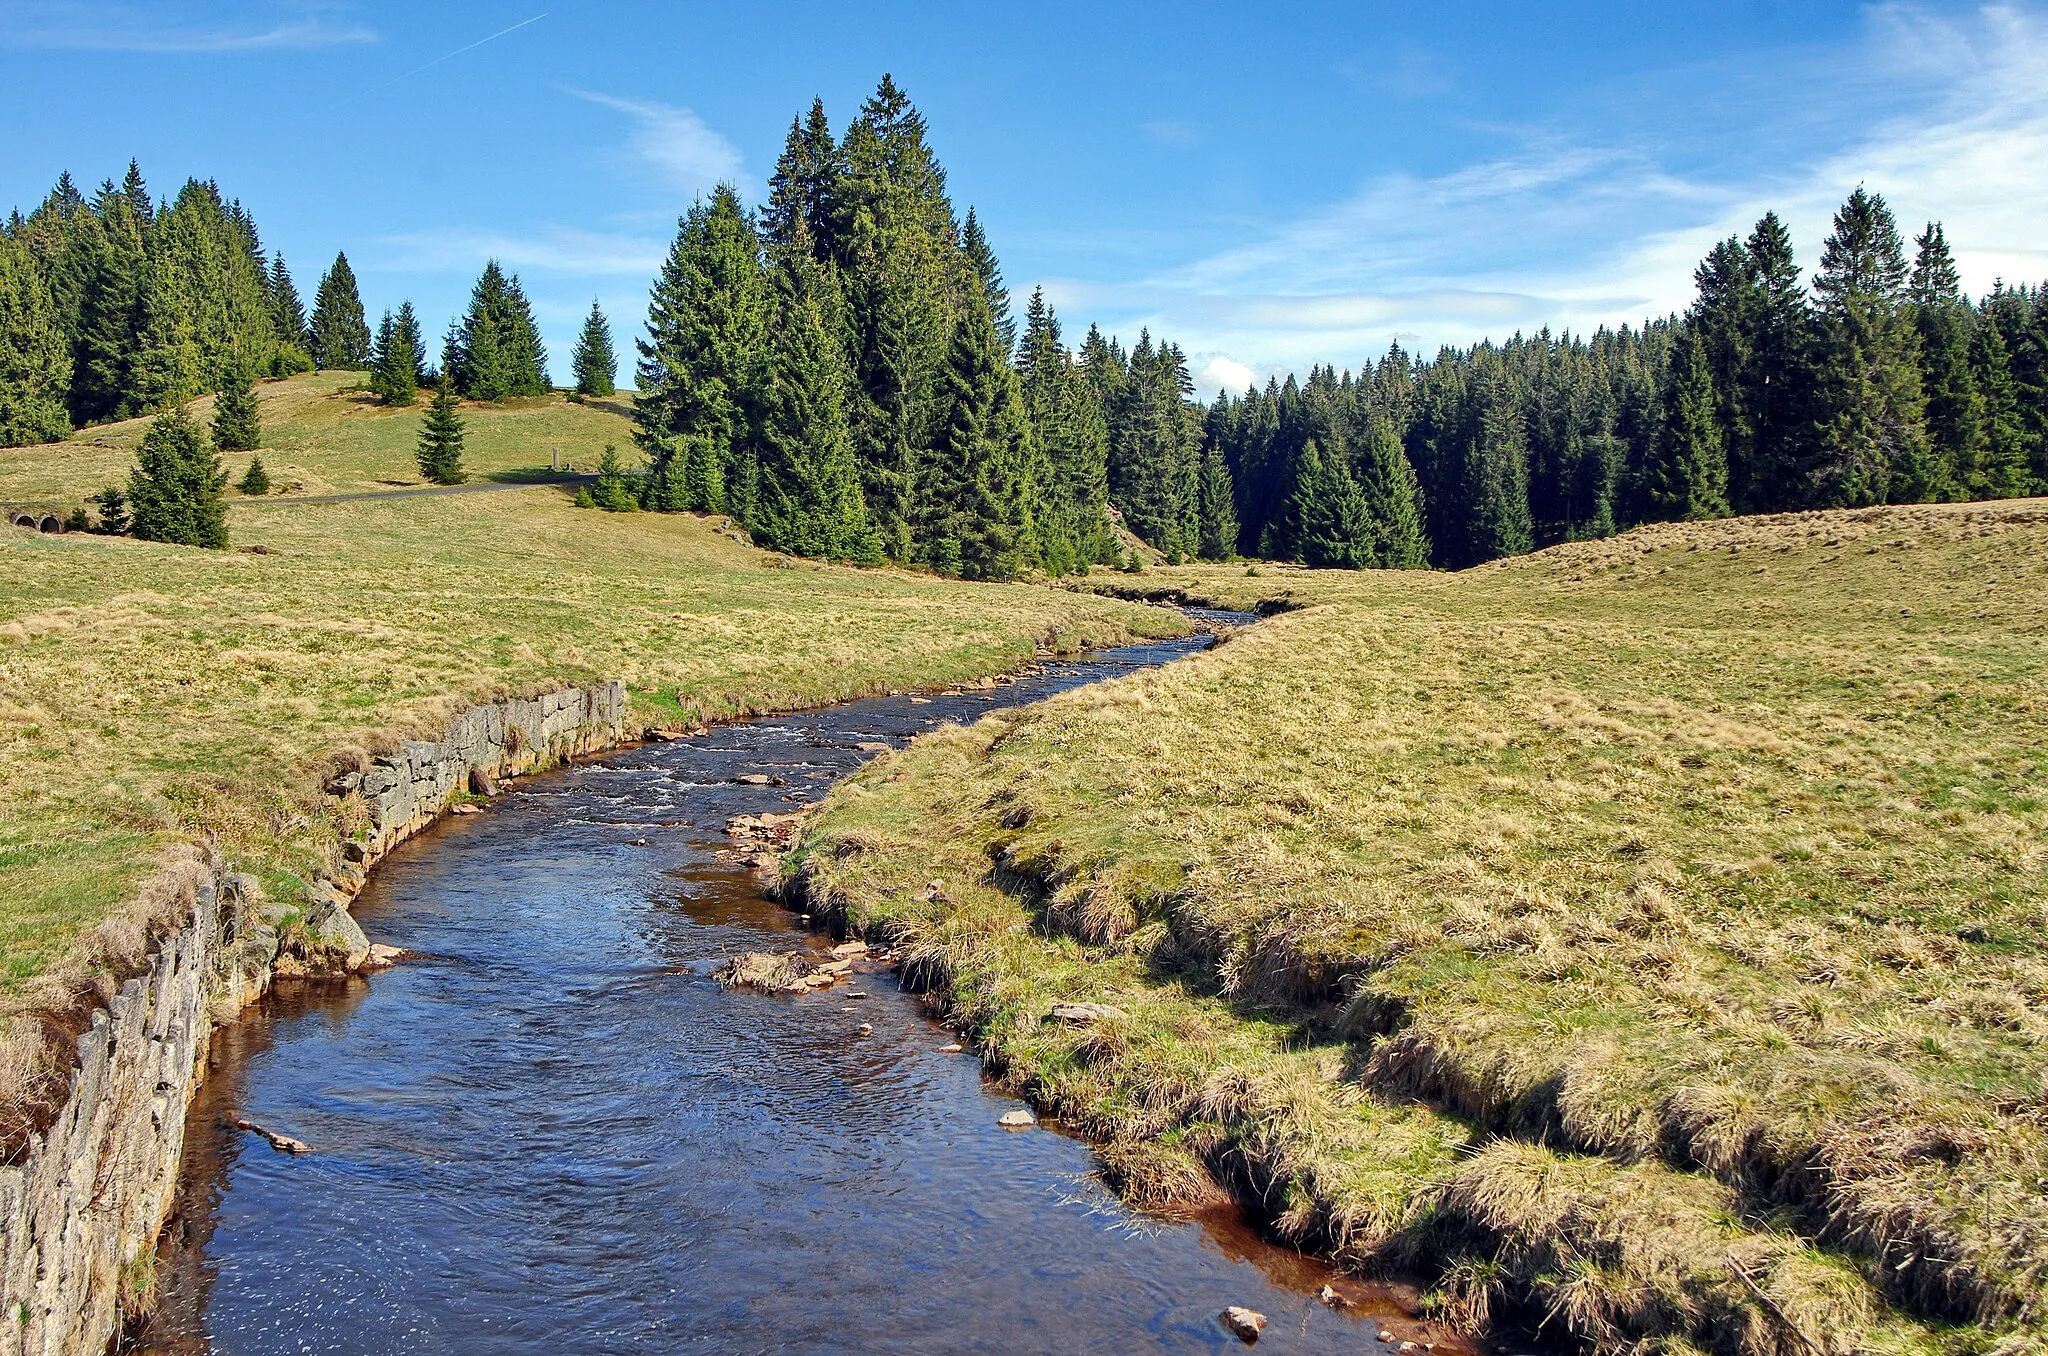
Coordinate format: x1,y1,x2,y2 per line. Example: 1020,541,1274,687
368,12,548,92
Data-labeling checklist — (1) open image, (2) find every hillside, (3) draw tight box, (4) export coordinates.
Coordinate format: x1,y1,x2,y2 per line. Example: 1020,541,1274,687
785,499,2048,1355
0,373,1180,1105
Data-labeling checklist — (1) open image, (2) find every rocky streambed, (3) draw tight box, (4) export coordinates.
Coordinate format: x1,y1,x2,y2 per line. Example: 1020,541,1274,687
131,619,1470,1355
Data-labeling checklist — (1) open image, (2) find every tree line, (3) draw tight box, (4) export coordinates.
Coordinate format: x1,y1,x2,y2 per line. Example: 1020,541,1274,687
1209,190,2048,569
0,161,625,450
626,77,1235,576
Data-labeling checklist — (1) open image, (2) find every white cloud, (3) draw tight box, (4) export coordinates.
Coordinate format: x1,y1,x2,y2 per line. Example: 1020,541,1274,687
0,2,374,50
375,225,666,277
1077,3,2048,377
1194,354,1258,395
1142,120,1202,148
567,89,749,200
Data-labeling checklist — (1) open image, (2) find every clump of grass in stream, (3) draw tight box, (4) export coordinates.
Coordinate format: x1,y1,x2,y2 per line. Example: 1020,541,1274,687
787,499,2048,1355
0,375,1181,1140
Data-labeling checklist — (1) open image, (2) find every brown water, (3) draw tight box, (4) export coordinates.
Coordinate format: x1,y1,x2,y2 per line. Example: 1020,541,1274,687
134,621,1472,1355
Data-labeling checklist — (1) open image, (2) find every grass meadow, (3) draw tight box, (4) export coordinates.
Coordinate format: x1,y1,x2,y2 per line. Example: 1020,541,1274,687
787,499,2048,1355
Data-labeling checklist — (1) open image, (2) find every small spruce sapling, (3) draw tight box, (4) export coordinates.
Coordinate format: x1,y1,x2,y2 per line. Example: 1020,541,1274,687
92,486,129,534
590,444,638,511
238,457,271,496
416,375,467,485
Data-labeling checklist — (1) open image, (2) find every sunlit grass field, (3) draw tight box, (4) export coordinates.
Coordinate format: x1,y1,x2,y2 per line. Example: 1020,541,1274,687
789,500,2048,1355
0,375,1178,1025
0,370,633,506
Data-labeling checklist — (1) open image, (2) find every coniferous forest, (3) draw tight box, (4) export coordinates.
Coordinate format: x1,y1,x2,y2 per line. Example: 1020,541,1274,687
5,81,2047,574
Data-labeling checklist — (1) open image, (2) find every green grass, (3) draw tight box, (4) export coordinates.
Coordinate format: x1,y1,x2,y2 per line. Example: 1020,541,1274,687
0,374,1180,1030
788,499,2048,1355
0,371,631,506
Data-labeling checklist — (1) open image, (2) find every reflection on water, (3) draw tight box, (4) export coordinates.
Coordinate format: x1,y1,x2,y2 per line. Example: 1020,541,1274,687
135,621,1474,1355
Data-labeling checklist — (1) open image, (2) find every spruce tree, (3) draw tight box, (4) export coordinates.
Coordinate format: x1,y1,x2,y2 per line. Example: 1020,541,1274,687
0,233,74,446
1906,222,1979,498
1108,334,1200,556
589,444,638,511
370,302,423,406
1280,439,1372,568
1356,416,1429,567
269,254,308,351
1971,315,2030,498
754,235,874,561
920,291,1033,579
1740,212,1811,511
1646,328,1731,520
632,187,767,515
762,99,844,260
70,186,147,423
961,208,1016,357
1195,442,1237,561
128,406,228,547
1464,368,1533,562
309,251,371,369
211,357,261,452
1806,188,1931,506
572,300,617,397
447,262,548,400
416,373,466,484
237,456,270,496
1017,289,1112,570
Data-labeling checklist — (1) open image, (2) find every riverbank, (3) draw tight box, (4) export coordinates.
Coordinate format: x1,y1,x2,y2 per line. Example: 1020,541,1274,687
127,627,1444,1356
0,373,1184,1347
783,499,2048,1356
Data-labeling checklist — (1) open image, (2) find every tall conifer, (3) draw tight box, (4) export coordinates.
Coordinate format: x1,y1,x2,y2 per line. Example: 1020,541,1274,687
1647,328,1731,520
211,356,261,452
0,234,74,446
1356,416,1429,566
309,251,371,370
572,300,617,397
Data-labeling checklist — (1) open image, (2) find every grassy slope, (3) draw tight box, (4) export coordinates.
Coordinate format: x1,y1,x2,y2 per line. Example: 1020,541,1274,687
788,500,2048,1356
0,374,1179,1019
0,370,632,505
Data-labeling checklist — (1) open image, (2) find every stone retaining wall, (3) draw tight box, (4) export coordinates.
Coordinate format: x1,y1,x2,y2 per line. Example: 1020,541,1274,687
0,682,625,1355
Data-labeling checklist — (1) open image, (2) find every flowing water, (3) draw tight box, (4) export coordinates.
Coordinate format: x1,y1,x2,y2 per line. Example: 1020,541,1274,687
134,618,1468,1355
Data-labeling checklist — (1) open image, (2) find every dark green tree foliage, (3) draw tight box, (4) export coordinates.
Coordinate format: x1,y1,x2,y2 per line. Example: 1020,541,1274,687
237,456,270,496
1278,439,1373,568
211,356,261,452
762,99,844,261
1910,223,1978,497
633,187,767,514
1647,328,1731,520
128,406,228,547
1806,188,1935,505
2,162,319,441
588,444,638,511
1196,441,1238,561
415,374,466,485
754,233,874,561
0,232,73,445
573,300,617,397
1109,333,1200,556
920,287,1034,578
1018,290,1114,570
309,250,371,370
92,485,129,534
961,208,1015,357
448,262,547,400
1356,416,1428,567
1971,314,2030,498
370,301,424,406
269,254,308,348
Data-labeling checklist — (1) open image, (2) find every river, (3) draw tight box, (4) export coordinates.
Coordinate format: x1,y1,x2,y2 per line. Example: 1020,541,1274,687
133,616,1463,1355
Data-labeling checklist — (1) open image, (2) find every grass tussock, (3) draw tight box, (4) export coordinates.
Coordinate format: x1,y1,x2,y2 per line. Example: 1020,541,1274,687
0,373,1179,1140
789,499,2048,1354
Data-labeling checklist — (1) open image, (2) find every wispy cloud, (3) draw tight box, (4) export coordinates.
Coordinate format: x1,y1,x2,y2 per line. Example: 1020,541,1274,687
0,2,374,51
1058,3,2048,388
1142,120,1202,148
1339,44,1457,100
568,89,749,200
374,225,666,277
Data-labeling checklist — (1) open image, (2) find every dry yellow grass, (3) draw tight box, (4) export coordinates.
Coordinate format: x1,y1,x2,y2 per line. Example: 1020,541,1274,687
788,499,2048,1355
0,377,1179,1040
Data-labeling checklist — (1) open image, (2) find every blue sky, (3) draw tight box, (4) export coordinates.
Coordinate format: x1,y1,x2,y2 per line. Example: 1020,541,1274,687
5,1,2045,392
